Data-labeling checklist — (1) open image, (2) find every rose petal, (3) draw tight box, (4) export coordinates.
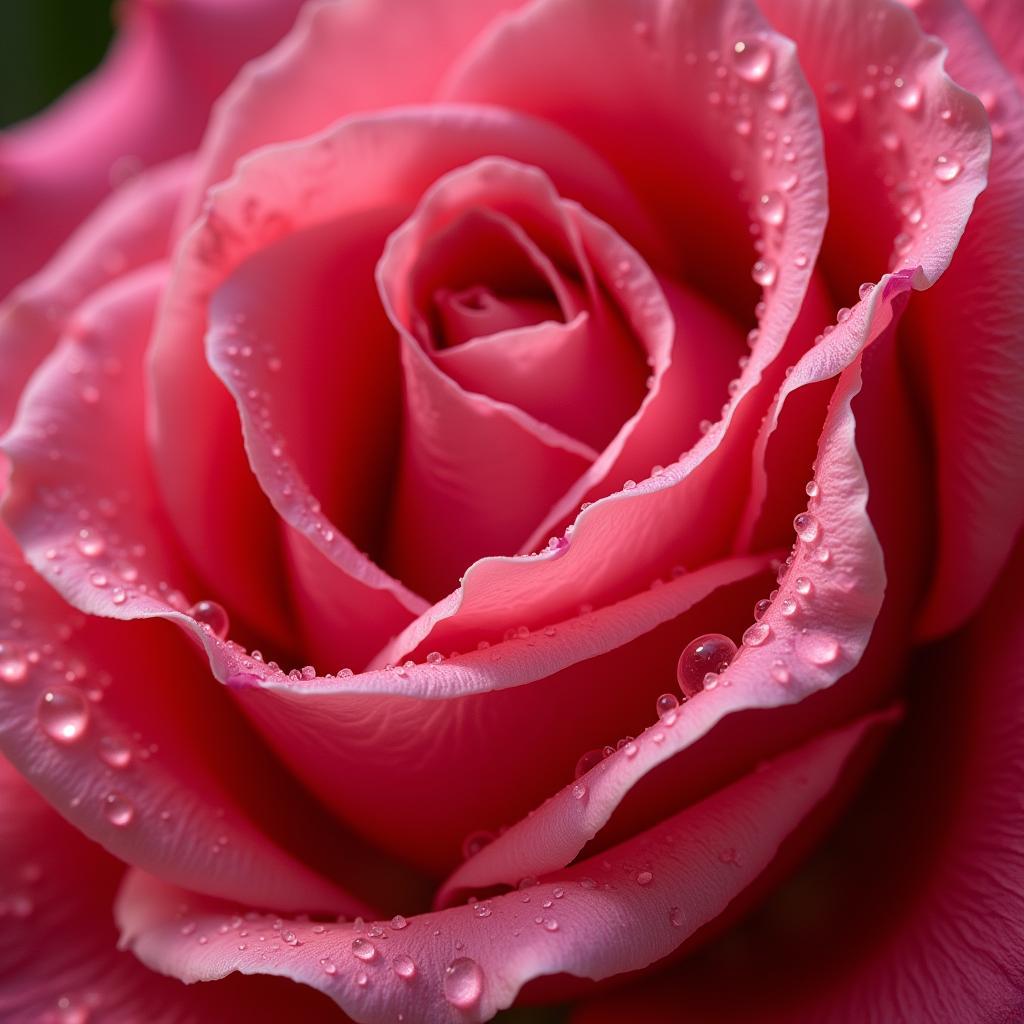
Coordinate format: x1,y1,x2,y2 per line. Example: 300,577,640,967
116,712,889,1024
0,266,390,914
0,753,350,1023
893,0,1024,637
0,0,305,298
179,0,528,225
0,155,191,436
964,0,1024,88
153,103,669,650
437,330,887,899
570,538,1024,1023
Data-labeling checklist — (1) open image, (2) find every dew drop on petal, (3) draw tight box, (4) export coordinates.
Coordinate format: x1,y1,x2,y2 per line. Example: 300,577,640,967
574,748,605,778
677,634,736,698
794,576,812,596
636,870,654,886
98,734,132,769
731,38,772,82
461,830,494,860
38,687,90,744
351,938,377,961
0,647,29,686
75,531,106,558
801,634,840,666
444,957,484,1009
742,622,771,647
933,153,962,182
751,258,777,288
753,598,771,620
103,792,135,827
393,954,416,979
793,512,820,543
390,914,408,930
668,906,683,928
893,77,922,112
757,190,786,227
188,600,230,640
656,693,678,719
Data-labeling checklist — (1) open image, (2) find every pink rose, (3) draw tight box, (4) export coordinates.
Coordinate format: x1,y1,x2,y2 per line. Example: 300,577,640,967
1,0,1022,1021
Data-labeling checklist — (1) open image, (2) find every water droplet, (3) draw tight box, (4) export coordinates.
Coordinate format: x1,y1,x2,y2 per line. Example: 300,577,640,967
794,576,812,595
793,512,820,543
677,634,736,697
323,960,337,975
75,531,105,558
98,734,132,769
572,783,587,800
757,190,786,226
472,903,491,918
893,77,922,111
801,634,840,666
574,748,605,779
188,600,230,640
780,597,798,617
753,598,771,620
351,937,377,961
933,154,962,182
770,660,790,684
742,622,771,647
731,38,772,82
426,651,444,664
668,906,683,928
355,970,368,987
542,917,559,931
656,693,679,719
103,792,134,827
444,957,483,1009
393,954,416,979
38,687,90,744
636,870,653,886
390,914,408,930
0,647,28,686
751,258,777,287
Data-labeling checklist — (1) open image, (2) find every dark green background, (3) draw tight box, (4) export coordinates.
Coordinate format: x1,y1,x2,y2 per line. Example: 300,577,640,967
0,0,114,128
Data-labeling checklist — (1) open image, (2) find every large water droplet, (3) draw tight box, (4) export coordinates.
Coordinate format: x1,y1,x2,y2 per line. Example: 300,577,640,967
793,512,820,543
757,190,786,227
390,914,408,930
677,634,736,698
75,530,106,558
742,622,771,647
393,954,416,979
751,258,777,287
731,38,772,82
0,646,29,686
351,937,377,961
444,957,484,1009
933,153,962,182
574,748,605,778
188,600,230,640
655,693,679,719
103,792,135,827
38,687,90,744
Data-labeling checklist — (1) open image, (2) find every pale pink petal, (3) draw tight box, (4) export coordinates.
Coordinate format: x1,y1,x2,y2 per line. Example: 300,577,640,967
0,0,306,299
116,713,889,1023
0,267,385,914
571,538,1024,1024
0,156,191,436
894,0,1024,637
0,754,349,1023
179,0,527,225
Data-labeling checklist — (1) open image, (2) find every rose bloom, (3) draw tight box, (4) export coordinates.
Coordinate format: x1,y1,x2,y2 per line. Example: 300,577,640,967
1,0,1023,1021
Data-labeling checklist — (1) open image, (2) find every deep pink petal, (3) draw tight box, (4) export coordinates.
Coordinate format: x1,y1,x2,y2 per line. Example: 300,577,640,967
0,0,305,299
116,713,887,1023
0,156,191,436
894,0,1024,636
0,753,350,1023
0,267,376,914
570,538,1024,1024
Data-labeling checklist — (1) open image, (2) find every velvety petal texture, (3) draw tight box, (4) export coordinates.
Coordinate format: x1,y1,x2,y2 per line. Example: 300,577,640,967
116,714,889,1024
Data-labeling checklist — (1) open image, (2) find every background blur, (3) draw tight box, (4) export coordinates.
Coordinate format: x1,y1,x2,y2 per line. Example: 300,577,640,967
0,0,113,128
